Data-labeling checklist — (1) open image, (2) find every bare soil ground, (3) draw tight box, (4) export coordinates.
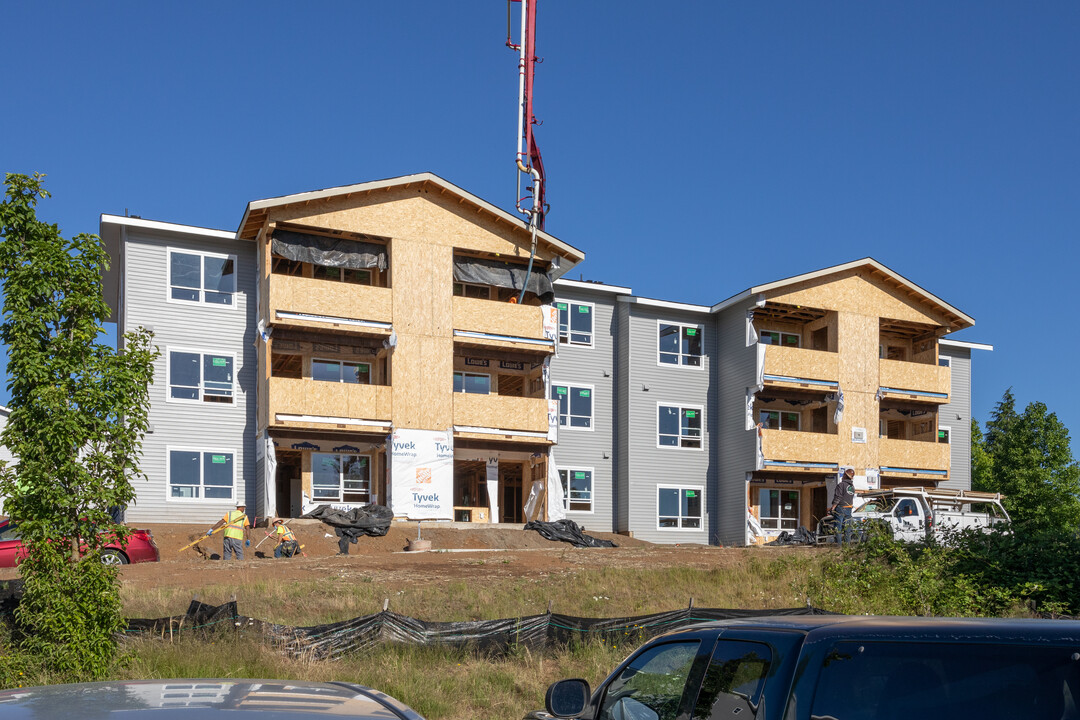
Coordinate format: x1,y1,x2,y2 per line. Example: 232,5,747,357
0,520,791,599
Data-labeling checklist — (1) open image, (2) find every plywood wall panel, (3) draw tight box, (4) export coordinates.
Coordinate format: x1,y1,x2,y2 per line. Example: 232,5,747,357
768,270,948,326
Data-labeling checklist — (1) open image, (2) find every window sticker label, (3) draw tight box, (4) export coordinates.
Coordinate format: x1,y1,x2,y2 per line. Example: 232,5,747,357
211,357,227,366
686,328,697,336
579,389,591,397
686,490,697,498
685,410,697,418
574,471,586,479
556,387,568,395
211,455,227,464
556,303,568,311
578,305,590,313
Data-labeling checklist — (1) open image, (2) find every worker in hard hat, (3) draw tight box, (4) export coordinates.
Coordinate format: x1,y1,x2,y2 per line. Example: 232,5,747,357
208,503,250,560
271,518,300,559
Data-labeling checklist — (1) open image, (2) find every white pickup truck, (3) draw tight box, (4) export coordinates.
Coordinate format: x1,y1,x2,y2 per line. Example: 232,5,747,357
850,487,1010,542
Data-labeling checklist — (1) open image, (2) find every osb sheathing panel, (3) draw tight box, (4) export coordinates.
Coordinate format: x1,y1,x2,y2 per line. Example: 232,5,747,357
452,296,544,340
767,269,950,327
454,337,553,354
759,429,839,464
267,185,559,262
836,311,880,473
879,438,950,472
453,431,552,445
269,377,392,421
391,335,454,429
879,359,950,397
763,345,839,383
269,275,393,324
453,394,548,433
301,451,312,501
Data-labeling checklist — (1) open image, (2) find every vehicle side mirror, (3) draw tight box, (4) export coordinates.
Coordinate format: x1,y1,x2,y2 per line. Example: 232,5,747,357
546,678,591,718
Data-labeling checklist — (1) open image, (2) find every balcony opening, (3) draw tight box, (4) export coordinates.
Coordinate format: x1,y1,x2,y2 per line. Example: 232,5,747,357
271,225,389,288
269,332,391,386
753,302,835,353
453,351,545,399
879,318,942,366
755,390,837,436
452,252,554,306
879,401,939,443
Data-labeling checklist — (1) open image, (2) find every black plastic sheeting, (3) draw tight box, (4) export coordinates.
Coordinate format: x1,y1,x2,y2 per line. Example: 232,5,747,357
302,504,394,555
453,256,554,304
272,229,388,271
771,527,818,546
524,520,616,548
124,600,830,660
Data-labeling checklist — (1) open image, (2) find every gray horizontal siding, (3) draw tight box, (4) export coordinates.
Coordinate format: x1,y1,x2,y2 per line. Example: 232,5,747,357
122,228,257,524
549,288,618,532
715,302,759,545
624,305,716,544
938,346,972,491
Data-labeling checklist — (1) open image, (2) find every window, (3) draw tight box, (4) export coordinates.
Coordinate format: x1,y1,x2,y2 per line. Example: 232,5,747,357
810,641,1080,720
938,356,952,367
658,486,703,529
312,453,371,504
556,301,593,346
551,384,593,429
659,322,703,367
453,282,490,299
598,641,701,720
760,330,799,348
694,640,772,720
759,489,799,530
312,359,370,384
313,265,372,285
168,449,234,500
759,410,800,430
938,426,951,444
558,468,593,512
658,405,702,449
169,249,236,306
453,372,490,394
168,350,235,404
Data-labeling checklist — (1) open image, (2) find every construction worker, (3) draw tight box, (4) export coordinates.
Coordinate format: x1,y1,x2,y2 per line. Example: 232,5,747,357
271,518,300,558
208,503,250,560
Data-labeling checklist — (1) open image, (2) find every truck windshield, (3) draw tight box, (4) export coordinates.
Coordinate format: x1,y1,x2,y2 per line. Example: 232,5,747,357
809,640,1080,720
853,498,897,514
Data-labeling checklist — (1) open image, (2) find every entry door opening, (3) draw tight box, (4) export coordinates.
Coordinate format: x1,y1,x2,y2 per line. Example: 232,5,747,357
275,450,302,518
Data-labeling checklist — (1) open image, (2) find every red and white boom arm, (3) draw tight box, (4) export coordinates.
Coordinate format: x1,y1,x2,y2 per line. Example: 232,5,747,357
507,0,546,230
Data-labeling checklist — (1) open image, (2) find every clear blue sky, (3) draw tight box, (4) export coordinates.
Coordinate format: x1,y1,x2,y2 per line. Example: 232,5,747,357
2,2,1078,438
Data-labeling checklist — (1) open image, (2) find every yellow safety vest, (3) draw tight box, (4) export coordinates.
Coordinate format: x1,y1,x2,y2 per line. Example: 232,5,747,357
274,525,296,543
224,510,247,540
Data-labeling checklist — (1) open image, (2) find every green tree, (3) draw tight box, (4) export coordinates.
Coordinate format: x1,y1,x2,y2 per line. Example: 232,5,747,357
971,417,993,492
0,173,157,679
974,388,1080,532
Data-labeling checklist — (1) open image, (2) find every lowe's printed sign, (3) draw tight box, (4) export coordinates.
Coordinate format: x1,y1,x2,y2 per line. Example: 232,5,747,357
389,428,454,520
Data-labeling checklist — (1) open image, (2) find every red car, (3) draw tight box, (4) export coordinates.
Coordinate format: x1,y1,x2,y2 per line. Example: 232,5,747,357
0,517,159,567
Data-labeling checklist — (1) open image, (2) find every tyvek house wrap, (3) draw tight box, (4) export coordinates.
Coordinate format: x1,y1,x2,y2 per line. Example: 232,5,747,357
388,429,454,520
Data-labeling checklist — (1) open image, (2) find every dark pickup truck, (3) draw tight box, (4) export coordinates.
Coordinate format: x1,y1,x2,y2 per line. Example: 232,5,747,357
531,615,1080,720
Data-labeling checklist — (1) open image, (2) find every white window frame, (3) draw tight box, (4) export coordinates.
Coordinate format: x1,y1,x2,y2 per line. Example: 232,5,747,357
165,446,237,503
757,487,801,532
656,320,705,369
656,402,705,451
758,409,800,431
311,357,372,385
938,425,952,445
760,330,800,348
453,371,491,394
550,382,595,432
167,248,238,308
555,300,594,348
656,484,705,532
165,347,238,406
558,466,595,514
938,356,952,368
311,452,373,504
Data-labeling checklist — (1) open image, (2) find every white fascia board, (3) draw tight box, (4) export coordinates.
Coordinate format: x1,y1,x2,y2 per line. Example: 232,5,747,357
617,295,711,314
452,425,550,439
238,172,584,263
99,214,236,241
709,289,757,313
553,278,633,295
940,339,994,352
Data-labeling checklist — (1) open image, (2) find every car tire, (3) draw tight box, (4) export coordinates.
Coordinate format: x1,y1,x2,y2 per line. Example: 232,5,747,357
100,549,129,566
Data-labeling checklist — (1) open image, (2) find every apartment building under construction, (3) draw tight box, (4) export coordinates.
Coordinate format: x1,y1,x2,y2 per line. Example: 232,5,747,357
100,173,990,545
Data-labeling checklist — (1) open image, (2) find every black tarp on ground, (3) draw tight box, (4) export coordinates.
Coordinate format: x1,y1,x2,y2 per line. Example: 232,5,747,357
124,600,831,660
524,519,617,548
771,527,817,545
302,504,393,554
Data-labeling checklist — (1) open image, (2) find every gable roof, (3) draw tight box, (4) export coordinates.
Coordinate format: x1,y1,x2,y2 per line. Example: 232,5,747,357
235,172,584,271
711,257,974,331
